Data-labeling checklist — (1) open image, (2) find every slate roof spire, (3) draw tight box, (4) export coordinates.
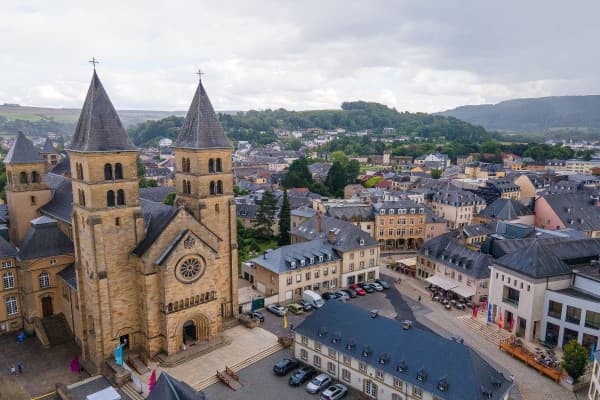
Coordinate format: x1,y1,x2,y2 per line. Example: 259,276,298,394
40,137,56,154
69,70,136,152
4,132,44,164
174,78,231,149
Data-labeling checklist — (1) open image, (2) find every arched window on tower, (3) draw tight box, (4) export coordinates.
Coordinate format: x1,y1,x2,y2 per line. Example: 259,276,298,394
107,190,115,207
104,164,113,180
79,189,86,207
19,172,28,184
76,163,84,180
210,181,216,195
216,158,222,172
186,181,191,195
114,163,123,180
117,189,125,206
186,158,191,172
216,180,223,195
181,158,186,172
31,171,40,183
208,159,215,173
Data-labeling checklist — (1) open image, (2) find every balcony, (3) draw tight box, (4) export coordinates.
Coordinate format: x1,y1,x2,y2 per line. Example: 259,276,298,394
502,297,519,306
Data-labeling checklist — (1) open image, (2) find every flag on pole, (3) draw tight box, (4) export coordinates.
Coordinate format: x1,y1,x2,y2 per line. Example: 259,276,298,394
487,303,492,323
149,369,156,393
498,308,504,329
283,313,288,329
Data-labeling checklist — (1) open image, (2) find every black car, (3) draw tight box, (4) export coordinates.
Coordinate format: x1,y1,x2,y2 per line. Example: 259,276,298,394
248,311,265,322
322,292,337,300
298,299,313,311
289,366,317,386
359,283,375,293
274,358,299,376
342,288,357,298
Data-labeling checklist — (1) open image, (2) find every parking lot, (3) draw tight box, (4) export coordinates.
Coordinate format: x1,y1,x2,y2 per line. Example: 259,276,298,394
203,348,362,400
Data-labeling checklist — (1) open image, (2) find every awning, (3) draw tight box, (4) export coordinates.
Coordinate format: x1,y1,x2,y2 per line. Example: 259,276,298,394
425,275,458,291
452,284,476,299
399,257,417,267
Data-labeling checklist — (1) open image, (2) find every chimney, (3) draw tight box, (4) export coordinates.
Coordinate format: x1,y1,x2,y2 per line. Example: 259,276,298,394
316,212,322,233
328,229,336,244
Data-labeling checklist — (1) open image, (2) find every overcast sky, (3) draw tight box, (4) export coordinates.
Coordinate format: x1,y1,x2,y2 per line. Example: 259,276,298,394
0,1,597,113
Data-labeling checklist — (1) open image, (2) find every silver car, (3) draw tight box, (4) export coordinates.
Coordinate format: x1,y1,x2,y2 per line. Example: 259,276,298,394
369,282,384,292
267,304,287,316
320,383,348,400
306,373,332,394
335,291,350,301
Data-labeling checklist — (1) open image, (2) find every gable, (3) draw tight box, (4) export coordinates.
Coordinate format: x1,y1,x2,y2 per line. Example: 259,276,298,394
156,228,219,266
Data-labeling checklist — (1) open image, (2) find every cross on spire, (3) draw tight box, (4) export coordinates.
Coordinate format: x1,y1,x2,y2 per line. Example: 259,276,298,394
89,57,99,70
196,69,204,81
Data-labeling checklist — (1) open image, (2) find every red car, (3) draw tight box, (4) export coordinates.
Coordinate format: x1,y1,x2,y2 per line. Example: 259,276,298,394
349,284,366,296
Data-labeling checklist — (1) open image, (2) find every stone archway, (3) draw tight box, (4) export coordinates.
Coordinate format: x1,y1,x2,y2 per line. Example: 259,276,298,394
180,313,210,348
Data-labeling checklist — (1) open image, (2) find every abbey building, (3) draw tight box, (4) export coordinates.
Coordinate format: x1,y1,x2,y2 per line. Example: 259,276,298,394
0,71,238,373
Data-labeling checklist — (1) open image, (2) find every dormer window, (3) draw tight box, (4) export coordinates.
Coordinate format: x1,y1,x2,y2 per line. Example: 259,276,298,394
346,341,356,350
437,377,449,392
319,255,323,262
362,346,371,357
389,209,395,214
359,239,365,246
378,353,389,365
379,209,385,215
331,333,341,344
318,327,327,337
300,259,306,267
397,361,407,373
327,254,332,260
291,261,296,268
417,369,427,381
310,257,314,265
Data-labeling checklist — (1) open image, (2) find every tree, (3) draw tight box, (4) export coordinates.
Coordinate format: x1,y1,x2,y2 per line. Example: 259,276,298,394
253,191,278,239
234,185,249,196
285,138,303,151
430,168,442,179
278,190,291,245
164,192,176,206
364,176,382,188
325,161,347,198
562,340,588,382
282,158,314,188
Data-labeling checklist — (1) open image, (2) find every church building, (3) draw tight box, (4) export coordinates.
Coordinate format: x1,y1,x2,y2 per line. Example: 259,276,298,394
0,70,238,373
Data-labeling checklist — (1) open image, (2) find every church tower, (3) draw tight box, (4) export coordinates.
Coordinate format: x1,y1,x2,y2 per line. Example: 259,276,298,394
4,132,52,244
172,77,238,314
69,70,144,371
40,137,59,169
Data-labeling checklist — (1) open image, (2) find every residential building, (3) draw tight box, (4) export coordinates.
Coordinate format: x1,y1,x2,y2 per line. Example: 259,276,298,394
373,201,427,250
0,237,18,333
417,233,491,303
414,153,450,170
456,154,473,165
566,158,600,174
429,187,486,229
475,198,534,225
470,178,521,204
294,301,512,400
534,190,600,237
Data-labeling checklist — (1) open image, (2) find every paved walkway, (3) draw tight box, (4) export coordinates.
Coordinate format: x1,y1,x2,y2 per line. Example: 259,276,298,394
382,270,580,400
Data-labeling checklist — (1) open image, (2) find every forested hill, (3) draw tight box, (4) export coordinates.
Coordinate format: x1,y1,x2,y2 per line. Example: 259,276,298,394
439,95,600,132
129,101,491,146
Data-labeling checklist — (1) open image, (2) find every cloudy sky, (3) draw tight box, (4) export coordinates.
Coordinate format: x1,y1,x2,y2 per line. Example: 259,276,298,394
0,1,597,113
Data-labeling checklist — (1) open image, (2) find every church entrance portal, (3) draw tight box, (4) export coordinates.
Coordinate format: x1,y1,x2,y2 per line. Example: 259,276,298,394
42,296,53,317
183,320,197,345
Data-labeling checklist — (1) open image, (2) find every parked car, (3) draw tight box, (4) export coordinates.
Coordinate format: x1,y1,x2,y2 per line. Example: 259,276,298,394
302,289,325,309
348,283,366,296
369,281,384,292
267,304,287,316
335,291,350,301
287,303,305,315
454,302,466,310
248,311,264,322
375,279,391,289
306,373,332,394
298,299,313,311
320,383,348,400
358,282,375,293
273,358,299,376
322,292,337,300
342,288,357,298
289,365,317,386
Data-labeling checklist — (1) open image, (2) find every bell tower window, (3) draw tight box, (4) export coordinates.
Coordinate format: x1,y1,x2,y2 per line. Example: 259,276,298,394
216,180,223,195
104,164,113,180
19,172,28,184
216,158,222,172
210,181,216,195
31,171,40,183
76,163,84,180
115,163,123,180
209,159,215,173
117,189,125,206
107,190,115,207
182,158,190,173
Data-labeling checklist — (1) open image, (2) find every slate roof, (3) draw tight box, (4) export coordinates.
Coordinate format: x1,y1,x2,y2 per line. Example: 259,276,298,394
295,301,512,400
51,153,71,175
292,215,378,252
41,173,73,223
40,137,56,154
69,71,137,152
139,186,176,203
173,80,231,149
57,263,77,290
147,372,206,400
431,187,485,206
418,233,492,279
18,216,74,260
250,239,340,274
493,237,600,278
132,199,178,256
487,178,520,192
326,205,374,221
291,206,317,219
479,199,532,221
4,132,43,164
236,203,259,219
542,191,600,231
0,235,17,258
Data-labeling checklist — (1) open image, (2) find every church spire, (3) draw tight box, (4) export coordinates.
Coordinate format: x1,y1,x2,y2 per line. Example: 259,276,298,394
69,70,136,152
4,132,43,164
174,78,231,149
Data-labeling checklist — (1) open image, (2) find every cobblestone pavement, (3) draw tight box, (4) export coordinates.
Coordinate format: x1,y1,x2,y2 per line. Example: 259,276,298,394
203,347,362,400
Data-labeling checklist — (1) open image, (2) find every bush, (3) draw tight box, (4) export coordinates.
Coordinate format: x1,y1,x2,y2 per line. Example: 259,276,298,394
562,340,588,382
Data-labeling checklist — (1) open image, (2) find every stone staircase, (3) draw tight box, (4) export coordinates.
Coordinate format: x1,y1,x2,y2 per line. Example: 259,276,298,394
457,315,511,345
193,342,283,391
120,382,145,400
41,313,73,347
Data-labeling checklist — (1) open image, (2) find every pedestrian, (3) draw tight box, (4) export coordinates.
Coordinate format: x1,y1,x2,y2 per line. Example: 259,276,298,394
16,362,22,374
10,366,16,376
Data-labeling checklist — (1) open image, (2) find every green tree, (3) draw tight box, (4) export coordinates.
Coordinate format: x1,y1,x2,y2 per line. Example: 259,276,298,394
561,340,588,382
285,138,303,151
430,168,442,179
364,176,382,188
234,185,249,196
325,161,347,198
278,190,291,245
164,192,176,206
253,191,278,239
282,158,314,188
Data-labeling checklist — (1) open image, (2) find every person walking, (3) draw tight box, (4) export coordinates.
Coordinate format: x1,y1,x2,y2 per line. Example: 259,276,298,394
17,362,22,374
10,366,16,376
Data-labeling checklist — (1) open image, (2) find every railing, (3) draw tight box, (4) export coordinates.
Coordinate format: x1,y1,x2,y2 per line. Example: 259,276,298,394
502,297,519,306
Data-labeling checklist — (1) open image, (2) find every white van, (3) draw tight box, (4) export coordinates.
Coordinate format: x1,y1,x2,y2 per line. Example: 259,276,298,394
302,290,325,309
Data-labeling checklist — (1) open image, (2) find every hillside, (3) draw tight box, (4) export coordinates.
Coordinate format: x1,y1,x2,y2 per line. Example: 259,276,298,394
438,95,600,132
